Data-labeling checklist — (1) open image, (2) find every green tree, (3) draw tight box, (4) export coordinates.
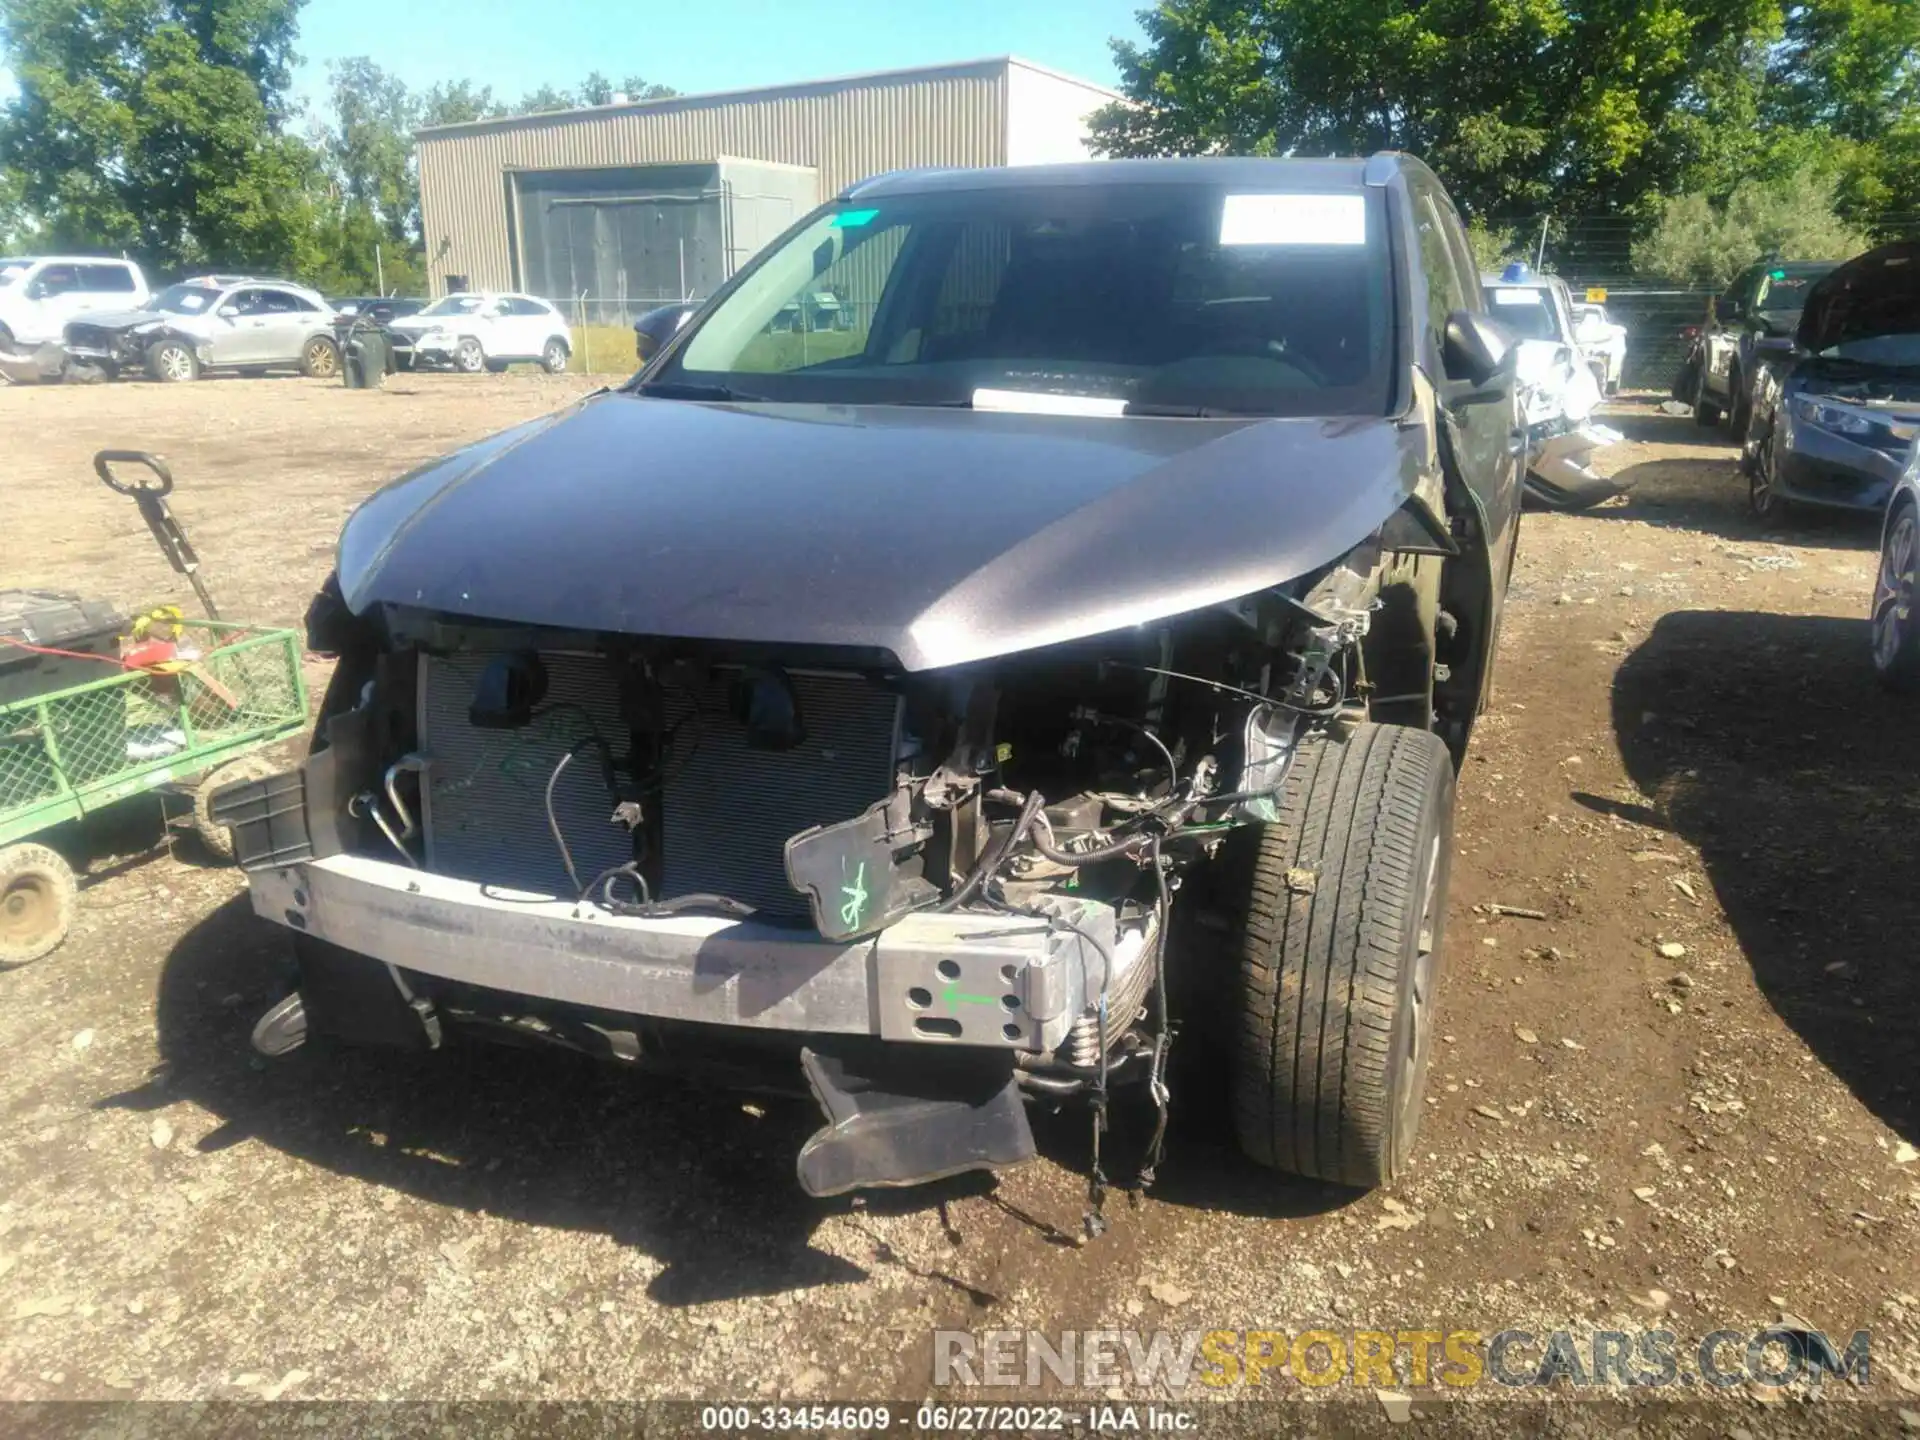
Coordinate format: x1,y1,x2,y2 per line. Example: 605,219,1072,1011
1091,0,1780,220
0,0,320,273
418,78,501,127
1630,163,1871,285
1765,0,1920,139
577,71,677,105
326,56,414,242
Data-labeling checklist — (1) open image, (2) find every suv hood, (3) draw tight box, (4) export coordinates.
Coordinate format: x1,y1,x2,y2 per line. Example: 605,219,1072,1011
338,393,1424,671
63,307,170,332
1798,243,1920,354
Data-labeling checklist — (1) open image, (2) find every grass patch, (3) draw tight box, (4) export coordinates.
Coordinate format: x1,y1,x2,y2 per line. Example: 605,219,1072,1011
568,324,641,375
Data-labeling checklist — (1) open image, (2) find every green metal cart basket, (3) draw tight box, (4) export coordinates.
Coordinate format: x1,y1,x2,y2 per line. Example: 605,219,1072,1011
0,452,309,966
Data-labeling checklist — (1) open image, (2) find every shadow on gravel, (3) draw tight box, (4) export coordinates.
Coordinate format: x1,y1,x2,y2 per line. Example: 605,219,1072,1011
1579,455,1880,555
1598,400,1738,450
119,895,1353,1280
108,894,1038,1308
1612,610,1920,1144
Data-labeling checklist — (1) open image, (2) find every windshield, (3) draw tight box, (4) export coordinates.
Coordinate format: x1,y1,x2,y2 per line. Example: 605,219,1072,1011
1821,333,1920,368
1487,287,1563,342
145,284,221,314
421,295,485,317
649,185,1395,416
0,260,30,288
1755,265,1836,315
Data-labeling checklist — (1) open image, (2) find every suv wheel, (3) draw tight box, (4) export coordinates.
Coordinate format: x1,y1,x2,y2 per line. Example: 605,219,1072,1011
1223,723,1454,1188
1749,425,1794,524
1728,367,1749,436
1873,501,1920,693
301,335,340,379
455,338,485,373
145,338,199,383
1692,370,1722,427
541,338,570,374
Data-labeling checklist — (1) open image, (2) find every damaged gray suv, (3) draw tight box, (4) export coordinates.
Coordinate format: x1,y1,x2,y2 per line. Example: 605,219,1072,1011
215,155,1522,1212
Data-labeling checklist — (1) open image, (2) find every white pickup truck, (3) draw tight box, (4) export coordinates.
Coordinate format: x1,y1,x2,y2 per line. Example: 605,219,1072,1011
0,257,151,352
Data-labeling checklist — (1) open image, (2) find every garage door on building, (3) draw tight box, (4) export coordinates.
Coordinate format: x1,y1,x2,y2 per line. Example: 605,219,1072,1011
510,157,818,322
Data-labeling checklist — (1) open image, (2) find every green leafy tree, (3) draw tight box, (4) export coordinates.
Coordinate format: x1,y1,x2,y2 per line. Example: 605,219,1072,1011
515,74,678,115
0,0,320,273
1091,0,1780,220
1630,163,1871,286
326,56,414,242
1765,0,1920,140
418,78,501,127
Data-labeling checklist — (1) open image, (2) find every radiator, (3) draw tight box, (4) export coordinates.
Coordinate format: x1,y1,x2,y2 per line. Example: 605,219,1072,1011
418,653,899,919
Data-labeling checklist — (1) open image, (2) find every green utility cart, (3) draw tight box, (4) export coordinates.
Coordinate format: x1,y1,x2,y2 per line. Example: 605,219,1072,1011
0,452,308,966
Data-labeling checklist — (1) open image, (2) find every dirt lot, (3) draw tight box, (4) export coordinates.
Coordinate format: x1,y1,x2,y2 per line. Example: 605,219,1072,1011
2,374,1918,1423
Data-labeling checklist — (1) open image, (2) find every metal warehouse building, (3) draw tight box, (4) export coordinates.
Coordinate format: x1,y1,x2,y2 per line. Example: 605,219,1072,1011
414,56,1117,318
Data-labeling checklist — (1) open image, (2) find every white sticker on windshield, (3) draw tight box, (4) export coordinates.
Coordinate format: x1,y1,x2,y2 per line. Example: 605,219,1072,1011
1220,193,1365,247
972,388,1128,417
1493,288,1543,306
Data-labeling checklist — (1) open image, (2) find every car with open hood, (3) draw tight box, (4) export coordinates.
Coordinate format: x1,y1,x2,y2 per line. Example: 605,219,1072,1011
62,277,341,382
1743,242,1920,522
209,155,1523,1213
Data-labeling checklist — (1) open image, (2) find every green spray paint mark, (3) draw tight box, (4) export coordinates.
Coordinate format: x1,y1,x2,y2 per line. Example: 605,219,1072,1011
832,208,879,228
839,859,869,932
942,982,997,1009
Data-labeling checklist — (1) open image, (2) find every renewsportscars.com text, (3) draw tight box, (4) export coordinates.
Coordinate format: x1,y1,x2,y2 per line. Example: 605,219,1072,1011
933,1327,1871,1391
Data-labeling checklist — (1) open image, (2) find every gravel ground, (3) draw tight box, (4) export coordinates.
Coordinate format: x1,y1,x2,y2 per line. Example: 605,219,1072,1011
2,375,1917,1428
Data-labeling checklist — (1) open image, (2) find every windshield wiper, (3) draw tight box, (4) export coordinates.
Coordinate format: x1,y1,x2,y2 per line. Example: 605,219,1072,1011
1124,402,1251,418
634,379,769,402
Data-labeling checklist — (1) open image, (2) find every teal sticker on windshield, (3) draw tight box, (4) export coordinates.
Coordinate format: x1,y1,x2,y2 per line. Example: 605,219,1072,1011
833,208,879,228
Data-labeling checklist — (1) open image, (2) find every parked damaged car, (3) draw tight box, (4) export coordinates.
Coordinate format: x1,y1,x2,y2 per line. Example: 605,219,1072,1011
62,278,341,382
1690,258,1843,435
1483,266,1627,511
1743,242,1920,522
212,156,1524,1211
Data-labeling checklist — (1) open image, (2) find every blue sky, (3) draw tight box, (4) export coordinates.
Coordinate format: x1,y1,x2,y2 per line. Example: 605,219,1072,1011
289,0,1145,111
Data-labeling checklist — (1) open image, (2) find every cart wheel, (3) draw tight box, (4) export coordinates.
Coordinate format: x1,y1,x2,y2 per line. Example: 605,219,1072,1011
193,753,284,863
0,843,78,967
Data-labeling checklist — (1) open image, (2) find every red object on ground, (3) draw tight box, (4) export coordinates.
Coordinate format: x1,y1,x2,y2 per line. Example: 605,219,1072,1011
120,638,178,670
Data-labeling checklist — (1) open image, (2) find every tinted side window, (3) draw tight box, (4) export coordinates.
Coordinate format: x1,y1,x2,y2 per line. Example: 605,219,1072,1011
1412,191,1469,340
1432,195,1485,315
507,297,550,316
77,264,136,293
36,264,79,295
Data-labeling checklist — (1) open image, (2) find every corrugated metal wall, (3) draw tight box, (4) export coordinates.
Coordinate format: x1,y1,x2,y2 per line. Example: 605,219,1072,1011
418,63,1010,295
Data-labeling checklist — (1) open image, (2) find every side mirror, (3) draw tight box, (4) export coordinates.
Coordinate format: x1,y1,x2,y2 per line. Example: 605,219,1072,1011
217,305,240,319
633,302,698,364
1442,310,1515,392
1753,334,1798,357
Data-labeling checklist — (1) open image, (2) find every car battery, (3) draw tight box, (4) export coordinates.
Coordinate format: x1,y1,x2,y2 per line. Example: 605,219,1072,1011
0,589,129,797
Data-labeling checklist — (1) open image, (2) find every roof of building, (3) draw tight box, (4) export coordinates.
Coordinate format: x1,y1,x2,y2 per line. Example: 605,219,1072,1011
415,55,1120,140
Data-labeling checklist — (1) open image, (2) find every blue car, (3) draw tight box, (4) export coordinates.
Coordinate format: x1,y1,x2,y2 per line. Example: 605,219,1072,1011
1743,242,1920,522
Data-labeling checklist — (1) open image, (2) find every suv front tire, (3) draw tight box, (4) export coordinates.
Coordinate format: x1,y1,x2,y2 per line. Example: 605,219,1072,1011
1224,723,1454,1188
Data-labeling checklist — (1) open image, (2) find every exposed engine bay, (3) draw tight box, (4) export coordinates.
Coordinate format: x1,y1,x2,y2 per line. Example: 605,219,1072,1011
230,526,1468,1227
